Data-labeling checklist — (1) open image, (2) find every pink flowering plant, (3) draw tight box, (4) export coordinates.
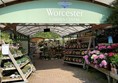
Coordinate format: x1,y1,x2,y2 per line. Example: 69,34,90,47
83,49,109,69
97,43,118,51
83,43,118,69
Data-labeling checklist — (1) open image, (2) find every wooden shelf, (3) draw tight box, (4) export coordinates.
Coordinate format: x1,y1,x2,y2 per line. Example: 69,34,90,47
2,76,22,82
20,60,30,69
0,42,35,83
64,48,88,50
64,61,84,66
65,55,83,58
24,64,32,78
2,54,24,60
64,48,94,50
87,64,118,82
88,64,110,75
25,69,32,79
3,60,30,71
110,72,118,80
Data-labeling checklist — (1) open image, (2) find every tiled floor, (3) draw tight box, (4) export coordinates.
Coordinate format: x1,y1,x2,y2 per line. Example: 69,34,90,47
28,56,107,83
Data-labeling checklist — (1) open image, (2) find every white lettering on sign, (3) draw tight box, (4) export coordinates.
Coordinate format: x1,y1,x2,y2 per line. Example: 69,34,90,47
46,9,82,17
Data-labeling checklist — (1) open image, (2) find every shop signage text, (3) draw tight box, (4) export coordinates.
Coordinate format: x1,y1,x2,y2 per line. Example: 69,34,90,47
46,9,82,17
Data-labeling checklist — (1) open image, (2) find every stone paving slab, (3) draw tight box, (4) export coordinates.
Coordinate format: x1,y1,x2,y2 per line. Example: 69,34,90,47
28,58,107,83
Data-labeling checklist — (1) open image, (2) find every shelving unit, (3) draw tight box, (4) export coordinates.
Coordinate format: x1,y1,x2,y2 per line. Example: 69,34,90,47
64,55,83,58
64,48,94,50
87,60,118,83
2,53,27,60
48,46,63,59
64,61,84,66
0,45,36,83
25,64,32,79
64,36,94,68
3,60,30,71
2,76,22,83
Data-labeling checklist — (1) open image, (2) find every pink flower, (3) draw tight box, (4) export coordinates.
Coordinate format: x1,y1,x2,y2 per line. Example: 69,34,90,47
96,50,100,55
95,46,98,49
108,52,115,57
83,55,90,64
104,53,108,56
93,55,98,60
90,50,96,54
83,55,88,59
98,45,106,50
84,51,87,54
112,44,118,49
99,64,102,67
91,54,97,59
101,60,107,68
99,54,105,59
102,46,106,49
107,45,112,49
112,44,117,47
94,60,98,64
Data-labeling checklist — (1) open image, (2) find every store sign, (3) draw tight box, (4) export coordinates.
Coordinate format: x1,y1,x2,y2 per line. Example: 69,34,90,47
2,44,10,55
46,9,82,17
0,0,111,23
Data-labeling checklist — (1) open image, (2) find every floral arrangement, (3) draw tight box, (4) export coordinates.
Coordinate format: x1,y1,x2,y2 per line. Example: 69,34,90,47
83,50,108,68
83,43,118,69
96,43,118,50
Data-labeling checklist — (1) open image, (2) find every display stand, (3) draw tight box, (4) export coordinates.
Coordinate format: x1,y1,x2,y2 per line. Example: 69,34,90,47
64,36,95,68
87,64,118,83
85,43,118,83
0,43,36,83
87,64,111,83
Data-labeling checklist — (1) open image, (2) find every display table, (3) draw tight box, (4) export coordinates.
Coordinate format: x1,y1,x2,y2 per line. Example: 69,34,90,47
110,72,118,83
86,64,118,83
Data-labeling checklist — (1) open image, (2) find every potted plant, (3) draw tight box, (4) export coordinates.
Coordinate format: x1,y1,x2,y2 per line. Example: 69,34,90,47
110,54,118,67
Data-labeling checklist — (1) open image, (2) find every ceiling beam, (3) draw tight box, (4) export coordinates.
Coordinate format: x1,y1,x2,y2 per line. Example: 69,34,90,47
17,26,36,32
21,27,43,35
17,26,71,35
18,23,92,27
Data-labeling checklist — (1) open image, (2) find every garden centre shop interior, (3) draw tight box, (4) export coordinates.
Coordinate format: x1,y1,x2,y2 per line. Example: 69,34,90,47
0,0,118,83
